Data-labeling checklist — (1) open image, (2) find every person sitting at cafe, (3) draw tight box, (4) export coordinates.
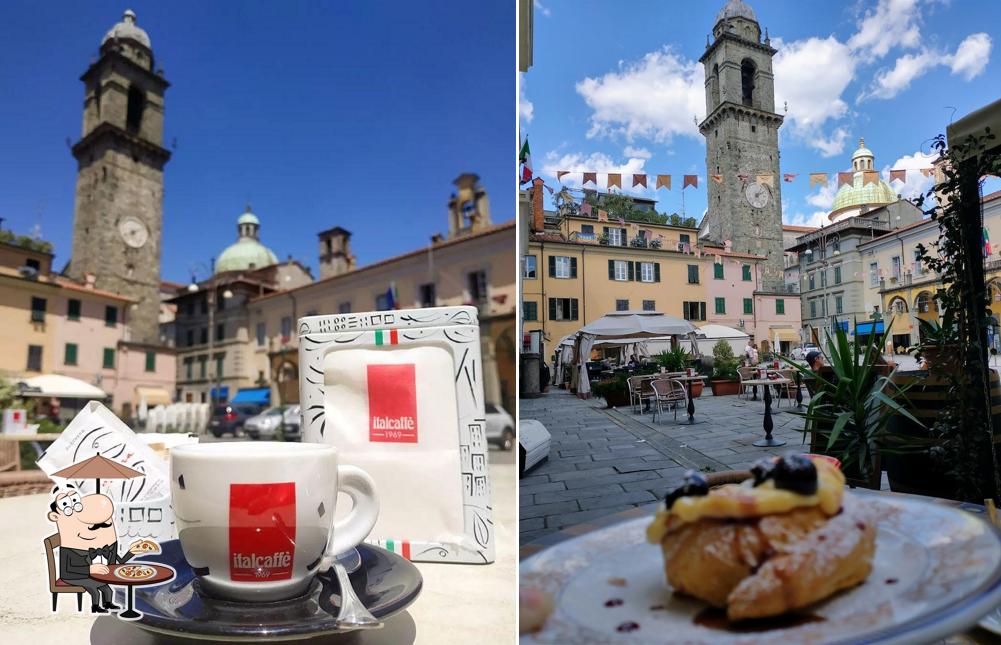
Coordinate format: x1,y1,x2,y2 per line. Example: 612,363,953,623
627,354,639,368
806,350,824,372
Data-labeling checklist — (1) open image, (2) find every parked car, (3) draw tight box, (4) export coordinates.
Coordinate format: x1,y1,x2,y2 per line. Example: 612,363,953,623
484,403,515,450
208,404,261,438
519,419,551,477
792,343,820,361
244,405,301,441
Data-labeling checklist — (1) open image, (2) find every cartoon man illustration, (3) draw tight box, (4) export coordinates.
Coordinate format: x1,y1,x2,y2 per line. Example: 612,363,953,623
47,485,150,613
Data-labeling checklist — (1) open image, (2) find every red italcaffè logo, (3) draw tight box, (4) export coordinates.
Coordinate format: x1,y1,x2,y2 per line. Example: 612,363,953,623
367,363,418,443
229,482,296,582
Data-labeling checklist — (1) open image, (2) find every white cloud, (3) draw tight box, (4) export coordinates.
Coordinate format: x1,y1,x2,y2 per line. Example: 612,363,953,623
807,182,839,210
884,150,938,202
812,127,851,158
848,0,922,59
773,37,856,154
622,145,652,159
945,32,992,80
786,210,831,228
861,50,938,100
519,73,534,124
575,47,704,143
541,150,651,195
533,0,551,18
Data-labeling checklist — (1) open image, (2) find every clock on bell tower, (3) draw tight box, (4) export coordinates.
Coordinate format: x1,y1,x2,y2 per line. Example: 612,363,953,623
698,0,786,291
67,10,170,344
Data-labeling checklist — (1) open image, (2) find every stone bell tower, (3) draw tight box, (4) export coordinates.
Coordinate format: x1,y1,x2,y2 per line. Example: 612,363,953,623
447,173,492,240
67,10,170,344
698,0,785,290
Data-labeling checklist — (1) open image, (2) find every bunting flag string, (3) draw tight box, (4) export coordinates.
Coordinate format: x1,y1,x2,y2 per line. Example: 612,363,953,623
544,166,937,192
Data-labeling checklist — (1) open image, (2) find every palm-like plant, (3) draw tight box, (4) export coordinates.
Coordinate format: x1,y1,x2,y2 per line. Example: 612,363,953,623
656,346,690,372
784,320,926,485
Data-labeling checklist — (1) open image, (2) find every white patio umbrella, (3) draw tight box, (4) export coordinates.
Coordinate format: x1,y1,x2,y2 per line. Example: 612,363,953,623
573,311,698,396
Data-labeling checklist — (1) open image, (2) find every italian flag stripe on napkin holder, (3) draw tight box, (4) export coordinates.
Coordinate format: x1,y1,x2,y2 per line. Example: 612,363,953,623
298,305,494,564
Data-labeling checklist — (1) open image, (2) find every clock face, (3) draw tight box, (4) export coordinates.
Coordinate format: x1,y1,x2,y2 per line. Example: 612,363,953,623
119,217,149,249
745,182,770,209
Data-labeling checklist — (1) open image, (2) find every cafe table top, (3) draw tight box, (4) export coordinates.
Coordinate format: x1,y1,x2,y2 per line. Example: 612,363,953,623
0,451,516,645
520,490,1000,644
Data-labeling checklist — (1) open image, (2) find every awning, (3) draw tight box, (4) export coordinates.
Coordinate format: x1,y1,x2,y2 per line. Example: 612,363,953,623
16,374,109,399
855,321,885,335
771,328,800,342
135,387,171,406
210,386,230,401
231,387,271,405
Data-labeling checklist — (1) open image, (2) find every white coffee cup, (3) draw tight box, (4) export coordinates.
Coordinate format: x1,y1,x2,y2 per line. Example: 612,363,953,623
171,442,378,602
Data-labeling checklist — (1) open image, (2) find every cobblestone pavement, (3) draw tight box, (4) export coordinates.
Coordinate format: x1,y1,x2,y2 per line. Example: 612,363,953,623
519,386,811,544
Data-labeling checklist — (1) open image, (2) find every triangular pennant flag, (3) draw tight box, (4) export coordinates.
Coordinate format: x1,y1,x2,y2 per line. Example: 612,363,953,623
809,173,828,187
889,169,906,183
756,174,774,187
783,173,798,183
544,184,554,195
580,202,593,216
737,174,750,184
919,167,933,177
710,174,723,184
862,170,879,186
607,173,622,189
557,170,570,181
632,174,647,188
656,174,672,190
683,175,698,189
583,172,597,185
598,209,608,221
838,172,854,187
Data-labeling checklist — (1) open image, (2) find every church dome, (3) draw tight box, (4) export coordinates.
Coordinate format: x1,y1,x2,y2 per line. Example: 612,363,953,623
102,10,151,49
830,138,898,221
215,207,278,274
716,0,757,24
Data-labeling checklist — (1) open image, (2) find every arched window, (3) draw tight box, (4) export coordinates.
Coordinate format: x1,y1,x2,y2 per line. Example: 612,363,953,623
741,59,756,106
889,297,908,314
915,292,934,314
126,85,145,134
710,64,720,107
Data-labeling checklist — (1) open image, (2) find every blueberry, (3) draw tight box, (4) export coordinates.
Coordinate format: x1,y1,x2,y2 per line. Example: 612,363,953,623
664,470,710,510
771,454,818,495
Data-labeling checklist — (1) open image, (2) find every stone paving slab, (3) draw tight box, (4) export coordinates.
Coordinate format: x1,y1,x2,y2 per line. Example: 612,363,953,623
519,386,811,543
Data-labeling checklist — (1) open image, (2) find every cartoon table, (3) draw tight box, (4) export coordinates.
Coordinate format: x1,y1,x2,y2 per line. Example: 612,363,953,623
89,562,174,620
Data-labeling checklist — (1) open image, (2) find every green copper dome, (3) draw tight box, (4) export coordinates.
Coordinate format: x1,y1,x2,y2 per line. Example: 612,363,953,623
215,207,278,274
829,137,898,221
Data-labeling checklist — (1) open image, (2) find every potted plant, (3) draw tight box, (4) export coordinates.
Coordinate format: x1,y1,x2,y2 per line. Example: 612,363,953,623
591,373,632,408
785,324,925,489
657,347,702,397
914,311,960,372
597,233,610,245
708,340,741,396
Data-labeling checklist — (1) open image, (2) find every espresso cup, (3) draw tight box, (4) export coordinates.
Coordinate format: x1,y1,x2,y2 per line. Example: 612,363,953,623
171,442,378,602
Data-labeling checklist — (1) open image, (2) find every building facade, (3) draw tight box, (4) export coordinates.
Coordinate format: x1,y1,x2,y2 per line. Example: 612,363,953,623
0,238,175,417
698,0,786,290
66,11,170,344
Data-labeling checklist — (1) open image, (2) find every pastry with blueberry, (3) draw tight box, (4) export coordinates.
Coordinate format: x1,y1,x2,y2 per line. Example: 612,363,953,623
645,454,875,620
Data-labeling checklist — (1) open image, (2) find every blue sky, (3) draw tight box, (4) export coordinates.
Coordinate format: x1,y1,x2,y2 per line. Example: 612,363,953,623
0,1,514,283
522,0,1001,227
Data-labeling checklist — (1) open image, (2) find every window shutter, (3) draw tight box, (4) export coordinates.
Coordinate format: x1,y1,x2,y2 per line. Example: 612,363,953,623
570,257,577,278
608,260,615,280
602,226,609,237
570,299,579,320
621,228,628,246
549,255,556,277
628,261,635,281
700,302,706,320
549,298,557,321
654,263,661,282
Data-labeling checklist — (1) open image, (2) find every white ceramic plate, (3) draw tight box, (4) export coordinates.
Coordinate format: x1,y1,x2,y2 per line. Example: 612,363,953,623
521,490,1001,644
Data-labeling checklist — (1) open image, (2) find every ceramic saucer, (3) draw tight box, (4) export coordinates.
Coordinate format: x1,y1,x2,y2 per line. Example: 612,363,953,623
116,540,422,641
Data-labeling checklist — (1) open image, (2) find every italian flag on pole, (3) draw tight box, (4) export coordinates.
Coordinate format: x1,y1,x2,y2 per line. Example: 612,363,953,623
519,137,532,185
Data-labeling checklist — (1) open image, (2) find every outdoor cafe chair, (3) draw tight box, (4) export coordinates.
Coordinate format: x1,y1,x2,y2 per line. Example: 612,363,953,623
775,369,798,407
737,366,756,400
44,533,86,612
651,378,687,423
627,375,655,413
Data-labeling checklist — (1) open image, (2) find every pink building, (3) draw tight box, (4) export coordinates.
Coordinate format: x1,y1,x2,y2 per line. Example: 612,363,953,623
703,248,802,354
